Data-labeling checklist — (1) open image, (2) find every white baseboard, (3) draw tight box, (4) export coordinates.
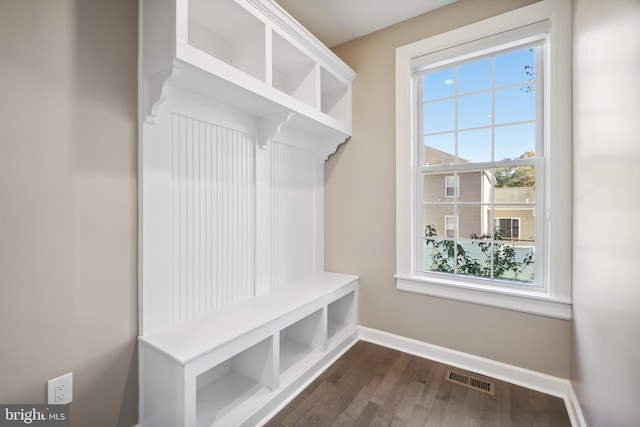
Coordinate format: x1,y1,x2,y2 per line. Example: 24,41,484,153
358,326,586,427
565,381,588,427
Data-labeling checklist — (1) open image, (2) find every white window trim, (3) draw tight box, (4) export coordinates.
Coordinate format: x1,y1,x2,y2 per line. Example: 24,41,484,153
395,0,572,319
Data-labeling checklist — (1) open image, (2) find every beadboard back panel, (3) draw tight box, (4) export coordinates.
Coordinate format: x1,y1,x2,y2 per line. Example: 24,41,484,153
270,141,319,289
140,98,328,334
170,114,256,324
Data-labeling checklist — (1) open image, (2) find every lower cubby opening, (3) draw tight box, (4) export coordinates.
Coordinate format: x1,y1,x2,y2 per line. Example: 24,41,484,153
279,309,323,381
196,337,274,427
327,291,356,344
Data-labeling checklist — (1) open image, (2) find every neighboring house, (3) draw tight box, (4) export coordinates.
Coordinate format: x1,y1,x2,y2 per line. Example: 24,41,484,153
423,146,535,242
490,186,536,242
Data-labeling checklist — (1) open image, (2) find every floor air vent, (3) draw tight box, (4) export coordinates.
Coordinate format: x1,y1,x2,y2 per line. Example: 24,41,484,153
445,369,495,395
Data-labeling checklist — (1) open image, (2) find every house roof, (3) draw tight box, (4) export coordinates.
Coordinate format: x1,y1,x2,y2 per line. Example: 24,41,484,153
424,146,467,165
494,186,536,203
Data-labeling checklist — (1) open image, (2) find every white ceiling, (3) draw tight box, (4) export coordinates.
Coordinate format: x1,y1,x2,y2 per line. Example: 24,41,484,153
273,0,459,47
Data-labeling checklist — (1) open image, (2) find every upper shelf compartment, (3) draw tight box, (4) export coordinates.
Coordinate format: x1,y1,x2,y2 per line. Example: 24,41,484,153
272,31,316,108
188,0,266,82
321,67,350,123
141,0,356,149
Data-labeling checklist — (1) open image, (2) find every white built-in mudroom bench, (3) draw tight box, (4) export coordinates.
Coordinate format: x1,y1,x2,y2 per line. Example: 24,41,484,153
137,0,358,425
139,273,358,426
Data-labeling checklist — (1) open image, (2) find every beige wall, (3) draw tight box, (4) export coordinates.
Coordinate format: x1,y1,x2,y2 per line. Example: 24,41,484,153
0,1,138,426
572,0,640,425
326,0,572,378
14,0,640,424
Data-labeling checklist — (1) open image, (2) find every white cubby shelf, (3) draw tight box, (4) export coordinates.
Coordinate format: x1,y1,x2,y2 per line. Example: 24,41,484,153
139,273,359,427
141,0,356,153
139,0,358,425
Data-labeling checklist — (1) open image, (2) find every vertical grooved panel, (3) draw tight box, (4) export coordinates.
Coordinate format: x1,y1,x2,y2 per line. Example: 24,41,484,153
171,114,255,324
270,142,317,289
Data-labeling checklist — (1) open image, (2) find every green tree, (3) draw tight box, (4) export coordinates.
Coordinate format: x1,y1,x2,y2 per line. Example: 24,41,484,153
523,64,535,93
494,151,535,188
424,225,534,282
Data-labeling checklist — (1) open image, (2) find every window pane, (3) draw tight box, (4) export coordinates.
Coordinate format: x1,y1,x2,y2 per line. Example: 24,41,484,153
456,239,535,284
494,165,536,192
495,123,535,161
424,133,456,166
458,128,491,163
424,170,494,204
495,48,535,87
455,240,492,279
424,99,455,133
423,173,458,202
458,58,492,94
455,170,493,203
423,238,455,273
423,68,455,101
423,205,454,238
457,205,486,238
491,207,535,243
495,86,535,124
492,243,535,284
458,92,492,129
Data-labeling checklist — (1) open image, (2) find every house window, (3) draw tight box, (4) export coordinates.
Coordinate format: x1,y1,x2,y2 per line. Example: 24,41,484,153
395,0,572,319
444,176,458,197
495,218,520,240
445,215,458,238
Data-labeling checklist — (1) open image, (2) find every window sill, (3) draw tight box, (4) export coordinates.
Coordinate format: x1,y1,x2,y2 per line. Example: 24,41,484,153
395,274,571,319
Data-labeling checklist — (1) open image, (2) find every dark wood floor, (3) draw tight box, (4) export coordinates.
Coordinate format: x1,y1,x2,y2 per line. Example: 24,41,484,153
265,341,571,427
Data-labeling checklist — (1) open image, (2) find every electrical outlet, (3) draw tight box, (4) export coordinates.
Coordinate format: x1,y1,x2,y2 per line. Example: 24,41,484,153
47,372,73,405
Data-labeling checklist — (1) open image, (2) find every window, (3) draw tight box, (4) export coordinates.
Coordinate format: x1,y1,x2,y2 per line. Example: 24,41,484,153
395,0,572,319
495,218,521,240
445,176,458,197
445,215,458,238
419,42,541,286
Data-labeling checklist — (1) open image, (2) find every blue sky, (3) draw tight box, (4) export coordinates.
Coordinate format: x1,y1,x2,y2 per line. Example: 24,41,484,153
422,48,536,163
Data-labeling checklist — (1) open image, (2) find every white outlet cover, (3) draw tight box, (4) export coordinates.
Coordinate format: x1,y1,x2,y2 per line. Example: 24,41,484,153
47,372,73,405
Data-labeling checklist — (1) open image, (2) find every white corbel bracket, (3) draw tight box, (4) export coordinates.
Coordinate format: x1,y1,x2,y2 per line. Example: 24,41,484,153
320,136,351,162
259,112,295,150
142,61,183,125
